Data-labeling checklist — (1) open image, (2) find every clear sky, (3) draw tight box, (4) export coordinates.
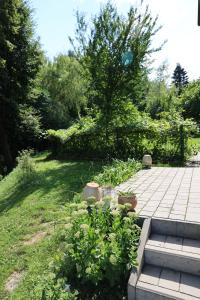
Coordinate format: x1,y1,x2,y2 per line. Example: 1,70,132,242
31,0,200,80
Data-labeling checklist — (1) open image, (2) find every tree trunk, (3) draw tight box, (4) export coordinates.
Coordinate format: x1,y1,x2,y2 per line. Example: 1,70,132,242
0,122,13,172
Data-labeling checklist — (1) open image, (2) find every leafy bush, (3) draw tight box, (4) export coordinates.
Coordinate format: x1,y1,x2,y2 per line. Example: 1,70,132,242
47,112,196,162
94,159,141,186
35,201,141,300
16,149,37,183
19,104,43,147
31,273,78,300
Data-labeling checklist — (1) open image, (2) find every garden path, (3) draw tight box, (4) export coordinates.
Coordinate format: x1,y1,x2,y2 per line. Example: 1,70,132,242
117,165,200,223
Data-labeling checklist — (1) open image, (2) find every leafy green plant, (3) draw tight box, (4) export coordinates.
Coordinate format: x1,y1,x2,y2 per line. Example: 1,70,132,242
31,273,78,300
16,149,37,183
94,159,141,186
36,201,141,300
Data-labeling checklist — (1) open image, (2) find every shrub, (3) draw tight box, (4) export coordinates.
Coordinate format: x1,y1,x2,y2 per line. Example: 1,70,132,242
16,149,37,183
94,159,142,186
31,273,78,300
35,202,141,300
47,112,197,162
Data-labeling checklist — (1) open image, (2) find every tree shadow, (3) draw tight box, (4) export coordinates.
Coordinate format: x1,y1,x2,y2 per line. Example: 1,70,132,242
0,160,103,214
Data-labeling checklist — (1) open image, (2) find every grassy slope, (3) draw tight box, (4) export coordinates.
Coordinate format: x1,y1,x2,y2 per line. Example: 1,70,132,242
0,152,102,300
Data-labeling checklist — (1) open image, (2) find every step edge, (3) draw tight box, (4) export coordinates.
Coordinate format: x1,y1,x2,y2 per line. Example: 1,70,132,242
137,280,199,300
145,244,200,261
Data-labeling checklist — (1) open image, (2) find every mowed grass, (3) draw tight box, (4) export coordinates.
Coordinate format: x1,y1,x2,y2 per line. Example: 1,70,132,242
0,152,103,299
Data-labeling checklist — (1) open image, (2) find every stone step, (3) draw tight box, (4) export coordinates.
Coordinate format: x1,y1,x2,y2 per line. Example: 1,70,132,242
136,264,200,300
151,218,200,240
145,234,200,276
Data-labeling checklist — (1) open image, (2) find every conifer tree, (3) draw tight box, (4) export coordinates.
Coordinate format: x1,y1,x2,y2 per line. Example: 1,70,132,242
0,0,41,170
172,63,189,95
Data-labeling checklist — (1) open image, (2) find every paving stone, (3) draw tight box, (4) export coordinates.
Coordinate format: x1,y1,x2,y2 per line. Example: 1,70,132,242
140,210,154,217
169,214,185,220
117,167,200,223
154,211,170,218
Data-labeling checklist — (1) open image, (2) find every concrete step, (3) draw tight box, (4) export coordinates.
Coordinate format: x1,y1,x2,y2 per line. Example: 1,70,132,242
151,218,200,240
136,264,200,300
145,234,200,276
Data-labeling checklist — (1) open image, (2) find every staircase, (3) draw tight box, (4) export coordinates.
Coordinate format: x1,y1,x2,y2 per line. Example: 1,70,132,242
129,219,200,299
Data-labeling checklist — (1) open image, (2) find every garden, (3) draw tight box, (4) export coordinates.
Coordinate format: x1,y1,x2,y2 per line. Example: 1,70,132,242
0,1,200,299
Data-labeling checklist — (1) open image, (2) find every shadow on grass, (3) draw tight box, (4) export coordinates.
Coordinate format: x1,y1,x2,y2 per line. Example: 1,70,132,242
0,160,103,214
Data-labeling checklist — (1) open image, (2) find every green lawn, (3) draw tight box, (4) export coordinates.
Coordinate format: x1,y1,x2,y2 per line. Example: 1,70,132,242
0,152,103,299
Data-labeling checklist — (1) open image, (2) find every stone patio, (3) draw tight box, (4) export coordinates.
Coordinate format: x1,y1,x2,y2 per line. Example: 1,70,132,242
117,167,200,223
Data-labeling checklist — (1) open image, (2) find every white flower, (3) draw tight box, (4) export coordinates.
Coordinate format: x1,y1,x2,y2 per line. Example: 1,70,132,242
80,224,90,231
75,231,81,238
65,223,73,230
109,233,116,241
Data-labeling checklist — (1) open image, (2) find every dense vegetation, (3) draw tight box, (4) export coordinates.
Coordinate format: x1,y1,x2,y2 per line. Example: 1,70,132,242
1,1,199,175
0,0,200,299
0,151,141,299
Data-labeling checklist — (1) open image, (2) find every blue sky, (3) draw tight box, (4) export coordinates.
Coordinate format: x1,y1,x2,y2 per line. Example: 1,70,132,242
31,0,200,80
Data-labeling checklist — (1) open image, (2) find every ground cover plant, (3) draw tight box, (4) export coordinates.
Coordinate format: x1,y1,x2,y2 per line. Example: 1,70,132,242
32,199,141,300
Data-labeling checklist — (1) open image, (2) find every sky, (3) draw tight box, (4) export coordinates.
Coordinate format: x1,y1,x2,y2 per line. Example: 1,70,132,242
31,0,200,80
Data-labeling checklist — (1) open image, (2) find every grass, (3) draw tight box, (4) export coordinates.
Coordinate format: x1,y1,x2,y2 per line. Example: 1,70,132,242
0,152,103,300
0,152,141,299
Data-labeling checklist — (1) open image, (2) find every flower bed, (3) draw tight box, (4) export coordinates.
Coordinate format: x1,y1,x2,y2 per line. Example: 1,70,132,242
33,200,141,300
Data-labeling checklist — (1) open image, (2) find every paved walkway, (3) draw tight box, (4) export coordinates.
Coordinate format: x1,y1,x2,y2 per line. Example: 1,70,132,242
117,167,200,223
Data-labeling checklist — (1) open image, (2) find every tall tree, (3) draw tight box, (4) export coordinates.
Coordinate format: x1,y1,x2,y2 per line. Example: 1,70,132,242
70,2,162,138
38,54,87,129
180,80,200,124
172,63,189,95
0,0,41,170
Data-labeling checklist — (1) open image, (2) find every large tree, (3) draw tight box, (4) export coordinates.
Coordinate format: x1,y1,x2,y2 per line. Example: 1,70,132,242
38,54,87,129
172,63,189,95
70,2,162,137
0,0,41,170
180,80,200,124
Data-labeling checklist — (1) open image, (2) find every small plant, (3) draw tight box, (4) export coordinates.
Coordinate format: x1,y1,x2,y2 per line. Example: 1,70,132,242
16,149,37,183
94,159,142,186
31,273,78,300
119,191,135,196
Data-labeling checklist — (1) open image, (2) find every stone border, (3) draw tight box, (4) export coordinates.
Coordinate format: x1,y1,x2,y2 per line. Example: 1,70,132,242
128,217,151,300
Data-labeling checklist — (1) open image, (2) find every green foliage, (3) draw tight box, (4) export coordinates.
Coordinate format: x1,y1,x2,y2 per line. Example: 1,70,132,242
18,104,44,147
71,1,162,134
38,54,88,129
172,63,189,95
31,273,78,300
145,62,179,118
16,149,37,183
38,202,140,299
180,80,200,124
0,0,42,170
47,116,95,144
0,153,104,299
94,159,142,186
48,109,196,162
